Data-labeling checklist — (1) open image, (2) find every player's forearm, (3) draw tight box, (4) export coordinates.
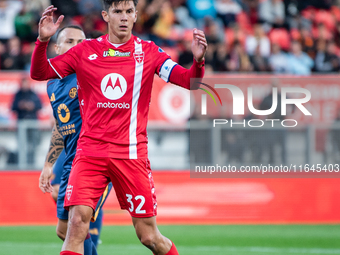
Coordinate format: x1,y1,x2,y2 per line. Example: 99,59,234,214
169,59,205,90
30,39,59,81
45,122,64,166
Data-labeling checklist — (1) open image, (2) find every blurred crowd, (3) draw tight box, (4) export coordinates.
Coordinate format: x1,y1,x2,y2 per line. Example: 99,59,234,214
1,0,340,74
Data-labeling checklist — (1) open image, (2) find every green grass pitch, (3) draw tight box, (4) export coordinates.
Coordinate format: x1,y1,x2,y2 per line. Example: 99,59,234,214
1,225,340,255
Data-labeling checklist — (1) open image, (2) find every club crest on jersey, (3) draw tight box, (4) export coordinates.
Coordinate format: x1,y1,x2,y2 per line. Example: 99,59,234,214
69,87,77,99
134,52,144,64
103,49,131,57
66,185,73,200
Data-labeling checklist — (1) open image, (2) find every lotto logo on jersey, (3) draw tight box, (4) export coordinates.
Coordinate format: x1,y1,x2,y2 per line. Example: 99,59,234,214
103,49,131,57
100,73,127,100
66,185,73,200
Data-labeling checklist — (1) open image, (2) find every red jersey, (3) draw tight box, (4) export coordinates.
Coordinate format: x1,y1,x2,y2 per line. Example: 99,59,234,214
48,35,178,159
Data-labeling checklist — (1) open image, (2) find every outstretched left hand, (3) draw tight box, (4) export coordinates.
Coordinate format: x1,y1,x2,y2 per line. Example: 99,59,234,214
191,29,208,63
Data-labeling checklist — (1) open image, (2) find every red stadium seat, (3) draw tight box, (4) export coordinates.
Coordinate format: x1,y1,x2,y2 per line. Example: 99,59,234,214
236,12,253,34
269,29,290,50
315,10,336,31
290,29,301,41
331,6,340,22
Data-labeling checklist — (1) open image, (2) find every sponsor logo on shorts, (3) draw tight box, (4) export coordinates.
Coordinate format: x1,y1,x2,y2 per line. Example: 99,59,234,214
66,185,73,201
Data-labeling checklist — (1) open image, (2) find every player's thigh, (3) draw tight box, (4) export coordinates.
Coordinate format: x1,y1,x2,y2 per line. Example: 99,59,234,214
65,155,111,211
91,182,113,222
109,158,157,218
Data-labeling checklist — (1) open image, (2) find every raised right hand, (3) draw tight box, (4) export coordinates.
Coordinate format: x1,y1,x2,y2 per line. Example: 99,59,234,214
38,5,64,42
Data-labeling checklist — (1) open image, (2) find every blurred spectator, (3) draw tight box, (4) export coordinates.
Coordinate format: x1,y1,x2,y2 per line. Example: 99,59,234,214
313,23,333,41
259,79,287,164
178,36,193,68
226,23,246,49
14,3,38,42
78,13,107,38
227,40,252,72
315,40,340,72
245,23,270,57
215,0,242,27
172,0,196,29
139,0,164,37
23,0,50,15
212,43,229,71
258,0,285,32
287,40,314,75
186,0,216,28
77,0,102,15
299,27,316,59
243,0,259,24
11,76,42,164
51,0,78,17
0,0,23,43
205,17,224,45
334,22,340,48
0,36,25,70
297,0,332,11
151,0,176,46
0,41,5,63
12,76,41,119
269,43,289,73
250,45,270,71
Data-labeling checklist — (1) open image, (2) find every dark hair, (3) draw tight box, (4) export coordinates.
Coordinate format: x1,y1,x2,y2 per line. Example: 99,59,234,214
102,0,138,11
56,25,84,44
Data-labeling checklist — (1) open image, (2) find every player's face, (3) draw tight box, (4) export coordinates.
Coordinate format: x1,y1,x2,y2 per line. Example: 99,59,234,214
102,1,137,43
55,28,86,55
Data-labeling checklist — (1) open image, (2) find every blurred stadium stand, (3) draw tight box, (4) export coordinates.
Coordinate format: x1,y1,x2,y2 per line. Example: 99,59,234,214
2,0,340,170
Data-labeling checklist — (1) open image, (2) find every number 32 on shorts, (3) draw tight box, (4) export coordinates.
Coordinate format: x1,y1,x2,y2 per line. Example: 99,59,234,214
126,194,146,214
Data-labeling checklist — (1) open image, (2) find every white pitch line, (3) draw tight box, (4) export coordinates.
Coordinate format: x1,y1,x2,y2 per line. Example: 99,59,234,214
1,242,340,254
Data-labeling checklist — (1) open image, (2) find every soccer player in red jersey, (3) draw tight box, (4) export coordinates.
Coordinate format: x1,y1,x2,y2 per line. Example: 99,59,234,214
31,0,207,254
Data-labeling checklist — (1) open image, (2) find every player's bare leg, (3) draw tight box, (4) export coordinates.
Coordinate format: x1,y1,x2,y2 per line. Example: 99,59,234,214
132,216,178,255
62,205,93,254
51,184,60,202
56,219,68,240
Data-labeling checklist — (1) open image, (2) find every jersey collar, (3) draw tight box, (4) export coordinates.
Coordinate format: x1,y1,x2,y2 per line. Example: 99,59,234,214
105,34,135,49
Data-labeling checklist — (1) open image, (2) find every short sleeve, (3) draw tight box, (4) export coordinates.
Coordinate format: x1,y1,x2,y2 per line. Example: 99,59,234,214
48,43,82,79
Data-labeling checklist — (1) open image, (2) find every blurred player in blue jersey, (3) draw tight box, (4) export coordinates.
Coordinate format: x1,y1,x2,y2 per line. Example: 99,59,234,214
50,149,104,247
38,25,111,255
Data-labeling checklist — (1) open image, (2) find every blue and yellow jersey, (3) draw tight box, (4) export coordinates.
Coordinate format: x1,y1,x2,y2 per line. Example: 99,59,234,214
47,74,81,172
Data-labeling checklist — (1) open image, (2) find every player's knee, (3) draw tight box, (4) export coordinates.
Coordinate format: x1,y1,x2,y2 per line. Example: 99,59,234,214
68,213,87,230
56,227,66,241
139,233,156,249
